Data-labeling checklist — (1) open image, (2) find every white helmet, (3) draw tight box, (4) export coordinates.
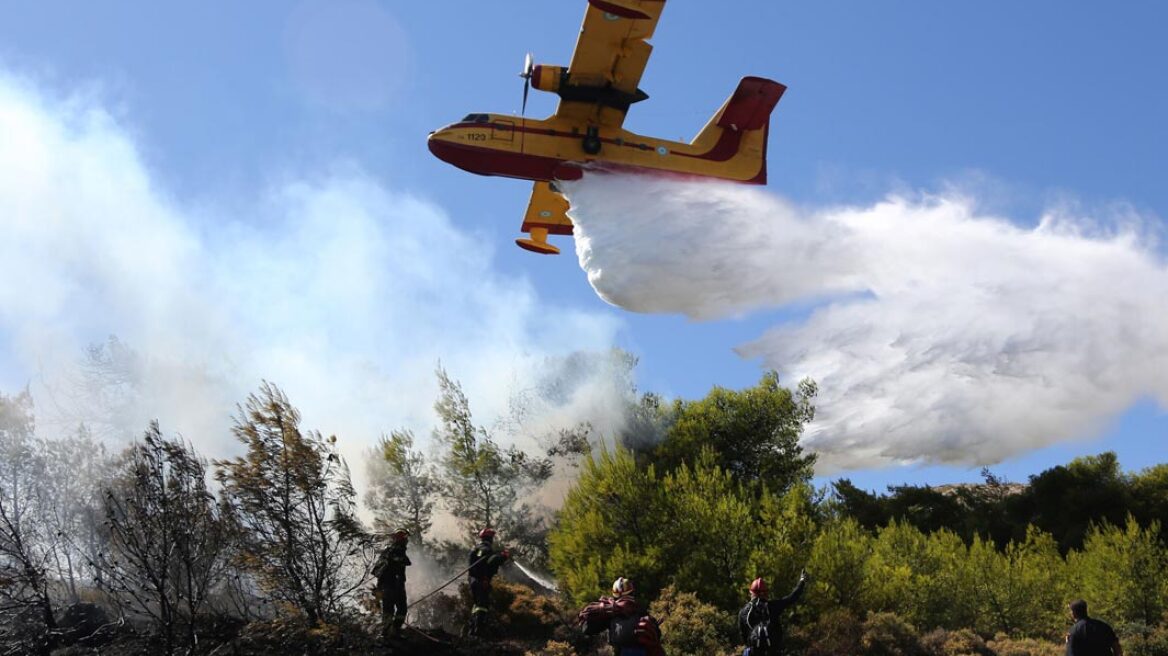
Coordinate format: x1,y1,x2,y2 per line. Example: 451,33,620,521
611,577,635,597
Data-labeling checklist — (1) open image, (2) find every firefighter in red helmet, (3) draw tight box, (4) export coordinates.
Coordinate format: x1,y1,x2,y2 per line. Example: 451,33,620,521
739,569,809,655
372,529,411,639
467,527,510,637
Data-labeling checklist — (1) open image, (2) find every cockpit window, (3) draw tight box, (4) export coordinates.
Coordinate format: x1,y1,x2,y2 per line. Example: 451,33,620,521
461,113,490,123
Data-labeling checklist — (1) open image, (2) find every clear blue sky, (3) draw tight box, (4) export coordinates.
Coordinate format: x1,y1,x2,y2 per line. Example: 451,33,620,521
1,1,1164,490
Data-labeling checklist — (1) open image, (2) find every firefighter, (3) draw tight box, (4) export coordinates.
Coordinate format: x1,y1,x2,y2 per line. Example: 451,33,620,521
739,569,808,655
373,529,411,639
576,577,665,656
467,527,510,637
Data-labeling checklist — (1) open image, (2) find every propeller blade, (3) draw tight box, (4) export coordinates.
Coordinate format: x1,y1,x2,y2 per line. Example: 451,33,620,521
520,52,534,116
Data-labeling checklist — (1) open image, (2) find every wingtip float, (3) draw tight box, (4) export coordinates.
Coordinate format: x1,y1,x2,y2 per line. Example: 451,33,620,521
427,0,786,255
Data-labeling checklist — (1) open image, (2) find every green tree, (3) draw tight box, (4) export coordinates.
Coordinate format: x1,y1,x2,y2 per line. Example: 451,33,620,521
663,450,757,610
548,446,669,605
968,527,1066,637
1070,518,1168,630
866,521,977,631
433,367,552,557
1130,464,1168,542
1025,453,1132,552
746,482,819,607
808,517,873,615
654,372,817,491
215,382,370,626
365,429,436,544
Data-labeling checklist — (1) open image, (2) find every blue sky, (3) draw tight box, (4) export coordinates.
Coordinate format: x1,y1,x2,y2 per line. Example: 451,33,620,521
1,1,1164,490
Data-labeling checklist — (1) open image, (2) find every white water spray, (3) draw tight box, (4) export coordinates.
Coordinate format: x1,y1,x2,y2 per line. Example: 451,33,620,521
562,175,1168,470
514,560,558,592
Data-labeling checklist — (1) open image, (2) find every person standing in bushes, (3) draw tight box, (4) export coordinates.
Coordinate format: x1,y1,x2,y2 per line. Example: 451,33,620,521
1065,599,1123,656
373,529,411,639
577,577,665,656
739,569,808,655
467,527,510,637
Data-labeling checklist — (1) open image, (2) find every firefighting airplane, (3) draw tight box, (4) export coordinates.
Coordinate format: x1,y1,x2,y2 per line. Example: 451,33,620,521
427,0,786,255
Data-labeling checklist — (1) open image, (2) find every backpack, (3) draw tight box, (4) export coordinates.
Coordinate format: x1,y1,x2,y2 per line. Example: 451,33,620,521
608,613,641,648
749,622,772,649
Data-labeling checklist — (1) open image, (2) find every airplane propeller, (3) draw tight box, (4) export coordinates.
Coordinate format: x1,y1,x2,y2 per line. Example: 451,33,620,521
519,52,534,115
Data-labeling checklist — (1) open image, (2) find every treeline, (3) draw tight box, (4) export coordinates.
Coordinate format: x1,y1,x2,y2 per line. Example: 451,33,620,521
0,364,564,656
546,373,1168,656
834,452,1168,553
3,360,1168,656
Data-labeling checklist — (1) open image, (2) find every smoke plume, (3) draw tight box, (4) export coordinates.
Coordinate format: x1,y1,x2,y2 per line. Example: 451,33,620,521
0,72,625,494
563,176,1168,470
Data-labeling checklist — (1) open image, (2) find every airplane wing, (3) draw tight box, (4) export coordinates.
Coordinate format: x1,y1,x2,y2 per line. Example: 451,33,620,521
517,181,573,255
556,0,667,128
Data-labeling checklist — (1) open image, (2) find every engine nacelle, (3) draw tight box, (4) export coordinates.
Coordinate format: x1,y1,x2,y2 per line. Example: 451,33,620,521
531,65,567,93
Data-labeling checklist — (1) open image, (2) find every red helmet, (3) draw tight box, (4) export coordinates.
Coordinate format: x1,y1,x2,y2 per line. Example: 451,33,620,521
478,527,496,540
750,578,768,598
391,529,410,543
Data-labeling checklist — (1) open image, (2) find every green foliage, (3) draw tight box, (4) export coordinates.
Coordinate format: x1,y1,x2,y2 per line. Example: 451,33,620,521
364,429,436,544
433,366,552,557
968,527,1066,638
831,452,1168,554
663,450,757,609
867,522,977,630
214,382,370,626
649,585,738,656
808,517,873,614
548,446,669,606
653,372,817,491
1069,518,1168,628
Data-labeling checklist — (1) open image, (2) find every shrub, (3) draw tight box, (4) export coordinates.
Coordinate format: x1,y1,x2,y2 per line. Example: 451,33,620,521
984,633,1063,656
920,628,991,656
1118,621,1168,656
861,611,923,656
794,608,864,656
525,640,576,656
649,585,738,656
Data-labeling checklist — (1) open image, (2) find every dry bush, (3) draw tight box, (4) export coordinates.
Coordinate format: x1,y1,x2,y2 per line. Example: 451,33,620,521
648,585,738,656
919,628,992,656
861,611,924,656
1117,620,1168,656
409,588,466,634
232,614,377,655
984,634,1063,656
524,640,576,656
794,608,864,656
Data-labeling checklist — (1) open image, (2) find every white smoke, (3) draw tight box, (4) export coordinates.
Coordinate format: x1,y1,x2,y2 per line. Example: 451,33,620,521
563,175,1168,470
0,72,625,494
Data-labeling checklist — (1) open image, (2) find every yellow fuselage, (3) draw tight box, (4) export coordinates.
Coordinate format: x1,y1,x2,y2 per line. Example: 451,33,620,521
427,112,769,185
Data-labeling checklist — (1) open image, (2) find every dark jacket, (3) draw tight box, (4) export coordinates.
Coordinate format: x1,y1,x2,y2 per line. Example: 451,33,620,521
468,541,507,580
374,543,410,587
1067,617,1120,656
739,578,806,648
